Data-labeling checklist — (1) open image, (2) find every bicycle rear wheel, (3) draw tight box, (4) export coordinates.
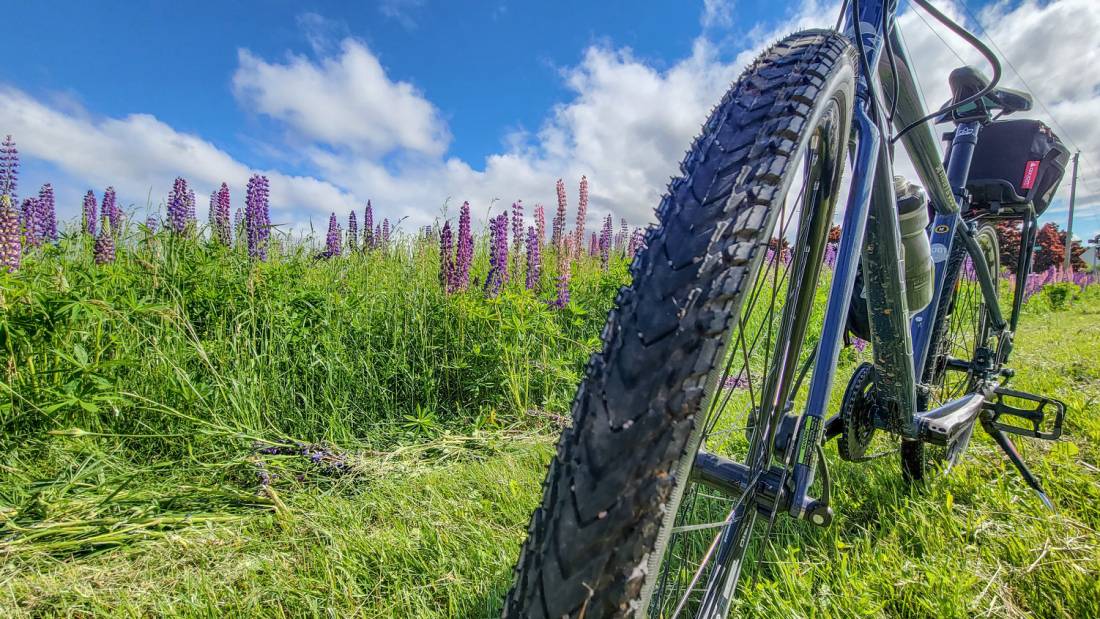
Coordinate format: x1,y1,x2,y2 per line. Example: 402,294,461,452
904,224,1000,479
504,30,857,618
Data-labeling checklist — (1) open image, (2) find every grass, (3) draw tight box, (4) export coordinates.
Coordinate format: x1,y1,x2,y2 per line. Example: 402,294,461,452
2,227,1099,617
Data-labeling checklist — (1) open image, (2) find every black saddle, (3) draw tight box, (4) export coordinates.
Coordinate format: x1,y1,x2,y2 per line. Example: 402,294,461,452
943,65,1032,117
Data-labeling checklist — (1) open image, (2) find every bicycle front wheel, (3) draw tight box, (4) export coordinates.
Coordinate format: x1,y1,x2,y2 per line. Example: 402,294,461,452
504,30,857,618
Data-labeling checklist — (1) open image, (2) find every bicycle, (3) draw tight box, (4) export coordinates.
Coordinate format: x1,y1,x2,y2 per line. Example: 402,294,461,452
503,0,1071,616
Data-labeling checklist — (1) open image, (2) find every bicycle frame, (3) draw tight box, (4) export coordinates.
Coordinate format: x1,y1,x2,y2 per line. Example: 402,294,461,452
785,0,1012,520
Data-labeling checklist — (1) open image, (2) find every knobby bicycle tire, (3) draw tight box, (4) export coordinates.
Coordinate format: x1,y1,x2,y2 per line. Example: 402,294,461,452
504,30,858,618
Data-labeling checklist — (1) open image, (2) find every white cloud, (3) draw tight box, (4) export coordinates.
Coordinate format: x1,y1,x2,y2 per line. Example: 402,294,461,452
701,0,735,30
0,86,357,225
233,41,449,158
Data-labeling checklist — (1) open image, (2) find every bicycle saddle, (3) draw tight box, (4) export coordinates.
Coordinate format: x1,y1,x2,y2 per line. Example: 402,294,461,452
948,65,1032,113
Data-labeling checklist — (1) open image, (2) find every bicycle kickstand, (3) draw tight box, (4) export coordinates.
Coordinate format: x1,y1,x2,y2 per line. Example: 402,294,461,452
980,413,1055,511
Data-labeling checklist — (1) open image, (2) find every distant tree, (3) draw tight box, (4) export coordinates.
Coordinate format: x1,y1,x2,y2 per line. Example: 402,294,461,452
1032,222,1065,272
995,221,1022,273
1062,230,1087,272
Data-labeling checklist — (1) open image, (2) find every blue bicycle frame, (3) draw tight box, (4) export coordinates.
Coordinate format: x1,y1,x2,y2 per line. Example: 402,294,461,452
785,0,1008,520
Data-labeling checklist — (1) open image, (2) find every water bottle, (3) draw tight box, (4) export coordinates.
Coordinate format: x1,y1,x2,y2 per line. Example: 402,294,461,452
895,176,933,313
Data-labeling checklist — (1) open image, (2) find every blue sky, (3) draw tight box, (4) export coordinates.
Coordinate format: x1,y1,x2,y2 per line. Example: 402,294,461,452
1,0,1097,240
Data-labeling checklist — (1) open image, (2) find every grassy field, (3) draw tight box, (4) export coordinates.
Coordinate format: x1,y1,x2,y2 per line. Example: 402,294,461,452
2,229,1099,618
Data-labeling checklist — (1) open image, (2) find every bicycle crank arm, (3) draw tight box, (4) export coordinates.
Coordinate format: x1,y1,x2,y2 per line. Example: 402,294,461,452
691,451,833,527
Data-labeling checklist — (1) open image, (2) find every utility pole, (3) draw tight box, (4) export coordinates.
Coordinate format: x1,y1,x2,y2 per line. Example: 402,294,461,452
1064,151,1079,275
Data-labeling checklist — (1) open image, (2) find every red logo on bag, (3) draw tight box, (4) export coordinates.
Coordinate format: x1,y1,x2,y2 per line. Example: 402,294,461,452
1021,160,1040,190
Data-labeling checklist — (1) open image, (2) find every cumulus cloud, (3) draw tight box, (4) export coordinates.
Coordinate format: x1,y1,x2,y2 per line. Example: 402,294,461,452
0,86,357,224
233,41,449,158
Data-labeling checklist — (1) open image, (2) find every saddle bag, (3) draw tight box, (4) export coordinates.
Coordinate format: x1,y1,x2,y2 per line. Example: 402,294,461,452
965,119,1070,217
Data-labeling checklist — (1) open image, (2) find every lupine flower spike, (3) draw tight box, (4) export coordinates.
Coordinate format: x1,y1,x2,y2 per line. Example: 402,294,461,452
534,204,546,251
511,200,524,256
364,201,374,249
456,201,473,290
0,135,18,203
552,235,572,308
102,186,121,234
484,213,509,297
347,210,358,252
552,179,567,249
20,198,42,247
325,212,342,257
525,225,540,290
211,183,231,245
167,177,193,235
82,190,98,236
38,184,57,241
0,195,20,272
94,216,115,265
599,214,612,270
439,220,455,292
575,175,588,257
245,174,271,260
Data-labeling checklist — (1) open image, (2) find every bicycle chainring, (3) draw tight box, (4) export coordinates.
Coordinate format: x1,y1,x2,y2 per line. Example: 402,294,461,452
839,362,877,462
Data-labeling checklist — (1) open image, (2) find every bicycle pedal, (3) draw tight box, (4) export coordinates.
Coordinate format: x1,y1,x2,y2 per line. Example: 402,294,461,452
983,386,1066,441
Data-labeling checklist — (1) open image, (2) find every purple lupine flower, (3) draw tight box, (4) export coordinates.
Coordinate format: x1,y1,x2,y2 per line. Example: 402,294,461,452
20,198,42,248
166,177,194,235
102,186,122,234
824,242,838,269
82,190,98,236
324,212,342,257
455,201,473,290
364,201,374,249
94,214,115,265
439,220,455,292
245,174,270,260
0,135,18,203
382,218,390,248
723,372,750,390
145,215,158,233
551,236,572,308
574,176,588,258
347,210,358,252
511,200,524,256
484,213,509,297
525,225,540,290
627,227,645,258
961,256,976,281
534,204,546,250
374,224,382,248
552,179,567,249
588,231,598,257
210,183,231,245
38,184,57,241
618,218,628,252
599,214,612,270
0,195,20,272
852,337,868,353
233,207,244,244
